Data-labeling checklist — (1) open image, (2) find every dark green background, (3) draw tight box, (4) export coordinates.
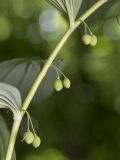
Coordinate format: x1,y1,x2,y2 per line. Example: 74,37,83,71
0,0,120,159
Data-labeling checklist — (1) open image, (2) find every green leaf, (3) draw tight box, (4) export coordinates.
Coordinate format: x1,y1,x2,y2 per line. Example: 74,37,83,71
0,115,16,160
72,0,82,18
46,0,82,25
0,82,22,120
0,57,64,104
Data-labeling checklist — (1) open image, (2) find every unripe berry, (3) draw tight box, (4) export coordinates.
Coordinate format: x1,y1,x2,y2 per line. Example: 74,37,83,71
82,34,91,45
54,79,63,91
63,78,71,89
90,35,97,46
24,131,34,144
32,136,41,148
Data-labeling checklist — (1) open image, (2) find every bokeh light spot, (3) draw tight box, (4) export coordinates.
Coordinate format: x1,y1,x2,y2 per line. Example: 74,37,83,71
103,18,120,40
41,148,69,160
39,9,67,41
12,0,35,18
92,36,114,57
0,16,12,40
23,155,40,160
23,148,69,160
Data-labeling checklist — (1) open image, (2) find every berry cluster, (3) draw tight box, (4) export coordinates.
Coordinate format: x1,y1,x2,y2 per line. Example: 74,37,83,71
82,34,97,46
81,20,98,46
23,131,41,148
22,111,41,148
52,64,71,92
54,78,71,92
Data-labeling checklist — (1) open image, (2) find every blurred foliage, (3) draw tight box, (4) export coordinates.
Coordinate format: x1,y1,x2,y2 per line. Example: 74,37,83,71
0,0,120,160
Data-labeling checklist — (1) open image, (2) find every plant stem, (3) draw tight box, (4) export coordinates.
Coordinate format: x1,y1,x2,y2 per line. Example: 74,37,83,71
75,0,108,28
5,0,108,159
5,119,22,160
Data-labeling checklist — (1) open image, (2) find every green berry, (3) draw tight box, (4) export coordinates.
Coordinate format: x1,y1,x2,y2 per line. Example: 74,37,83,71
24,131,34,144
63,78,71,89
82,34,91,45
90,35,97,46
32,136,41,148
54,79,63,91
